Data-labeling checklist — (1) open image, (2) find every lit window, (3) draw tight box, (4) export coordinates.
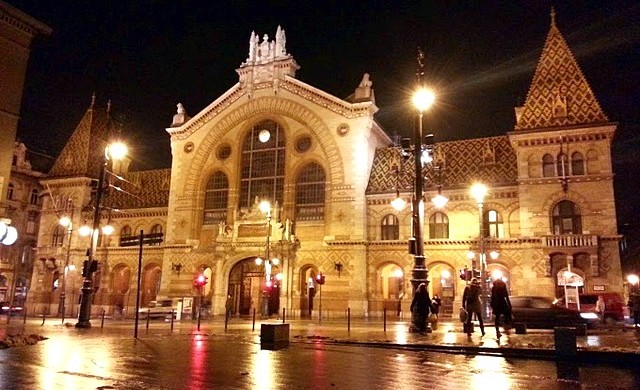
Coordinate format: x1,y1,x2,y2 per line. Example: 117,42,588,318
429,212,449,239
240,120,285,208
483,209,503,238
295,163,325,221
203,172,229,225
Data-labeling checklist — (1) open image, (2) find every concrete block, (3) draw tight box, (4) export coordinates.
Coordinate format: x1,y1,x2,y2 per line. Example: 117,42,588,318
554,327,577,358
515,323,527,334
260,323,290,343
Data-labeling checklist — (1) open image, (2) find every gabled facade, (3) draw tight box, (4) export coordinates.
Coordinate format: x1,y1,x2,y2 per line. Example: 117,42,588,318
27,14,623,320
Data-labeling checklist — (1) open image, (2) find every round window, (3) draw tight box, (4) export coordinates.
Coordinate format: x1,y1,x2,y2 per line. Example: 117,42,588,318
295,135,312,153
183,142,194,153
217,144,232,160
337,124,349,136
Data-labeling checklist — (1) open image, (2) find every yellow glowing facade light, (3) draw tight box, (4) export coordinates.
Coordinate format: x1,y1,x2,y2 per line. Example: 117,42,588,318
431,193,448,209
101,225,115,235
106,142,128,161
259,200,271,214
59,216,72,227
255,257,263,266
78,225,92,237
391,196,407,211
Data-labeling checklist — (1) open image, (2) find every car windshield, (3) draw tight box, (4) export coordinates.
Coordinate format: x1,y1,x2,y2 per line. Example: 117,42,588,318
530,297,554,309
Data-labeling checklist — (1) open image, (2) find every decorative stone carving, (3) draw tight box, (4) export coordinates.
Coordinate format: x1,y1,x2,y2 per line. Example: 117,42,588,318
171,103,190,127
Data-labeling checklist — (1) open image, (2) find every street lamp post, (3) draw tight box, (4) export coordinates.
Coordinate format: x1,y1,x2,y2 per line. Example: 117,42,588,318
255,200,281,317
470,182,490,320
58,201,75,320
76,142,127,328
408,49,436,331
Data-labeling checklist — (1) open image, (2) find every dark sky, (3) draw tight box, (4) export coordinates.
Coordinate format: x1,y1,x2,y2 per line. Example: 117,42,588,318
6,1,640,221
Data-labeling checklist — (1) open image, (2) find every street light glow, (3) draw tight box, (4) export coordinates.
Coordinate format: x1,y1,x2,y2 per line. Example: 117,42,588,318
106,142,128,161
259,200,271,214
101,225,115,235
627,274,639,285
391,196,407,211
59,216,71,227
412,88,436,112
255,257,263,265
431,193,449,209
78,225,92,237
470,183,488,204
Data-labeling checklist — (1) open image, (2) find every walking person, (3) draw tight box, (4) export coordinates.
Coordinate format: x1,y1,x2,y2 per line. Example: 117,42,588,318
629,293,640,328
410,283,431,334
225,294,233,321
490,278,512,339
595,295,606,323
463,278,485,338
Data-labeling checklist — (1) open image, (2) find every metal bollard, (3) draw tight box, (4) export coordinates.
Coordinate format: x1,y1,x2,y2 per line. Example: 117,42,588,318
146,313,150,330
282,308,286,324
383,308,387,332
197,307,201,331
348,308,351,332
224,311,228,331
171,310,175,332
23,306,27,324
41,309,46,326
252,308,256,331
101,309,105,328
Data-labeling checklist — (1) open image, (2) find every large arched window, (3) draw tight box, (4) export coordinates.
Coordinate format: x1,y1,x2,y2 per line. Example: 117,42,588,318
483,209,503,238
552,200,582,235
295,162,326,221
428,212,449,239
381,214,399,240
203,171,229,225
557,152,569,177
119,225,133,246
240,120,286,208
542,154,555,177
149,224,163,246
52,225,65,247
571,152,584,176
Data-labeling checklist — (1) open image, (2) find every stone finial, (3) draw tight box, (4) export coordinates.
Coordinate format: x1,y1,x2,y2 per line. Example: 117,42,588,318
353,73,374,102
171,103,190,127
550,7,556,27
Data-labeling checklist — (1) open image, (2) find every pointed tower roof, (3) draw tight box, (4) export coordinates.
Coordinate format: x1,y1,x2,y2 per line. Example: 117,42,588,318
48,96,119,179
514,9,608,131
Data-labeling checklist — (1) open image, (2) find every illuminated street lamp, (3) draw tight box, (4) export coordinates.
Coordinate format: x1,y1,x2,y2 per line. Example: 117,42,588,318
407,48,436,332
0,220,18,246
470,182,491,319
76,141,127,328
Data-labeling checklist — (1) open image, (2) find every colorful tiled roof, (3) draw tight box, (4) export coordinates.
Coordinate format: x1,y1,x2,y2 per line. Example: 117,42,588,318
514,10,608,131
48,100,118,179
105,169,171,210
366,135,517,194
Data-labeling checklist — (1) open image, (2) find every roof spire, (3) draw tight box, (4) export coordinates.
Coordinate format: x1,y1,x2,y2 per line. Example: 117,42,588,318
550,7,556,27
107,99,111,115
91,92,96,108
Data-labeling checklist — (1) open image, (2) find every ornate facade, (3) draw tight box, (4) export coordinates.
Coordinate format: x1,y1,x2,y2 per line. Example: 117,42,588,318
28,14,622,320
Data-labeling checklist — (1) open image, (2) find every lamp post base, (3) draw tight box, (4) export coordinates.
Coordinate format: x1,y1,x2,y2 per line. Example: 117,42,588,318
75,281,93,329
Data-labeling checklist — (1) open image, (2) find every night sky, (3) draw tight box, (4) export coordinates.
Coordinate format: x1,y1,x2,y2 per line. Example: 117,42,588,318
6,1,640,222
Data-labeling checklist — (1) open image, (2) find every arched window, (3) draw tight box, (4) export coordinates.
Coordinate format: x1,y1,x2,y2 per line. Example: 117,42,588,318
203,172,229,225
483,209,504,238
239,120,286,208
542,154,555,177
381,214,399,240
119,225,133,246
30,189,39,205
429,212,449,239
552,200,582,235
52,225,65,247
556,153,569,177
7,183,14,200
295,162,326,221
571,152,584,176
149,224,163,246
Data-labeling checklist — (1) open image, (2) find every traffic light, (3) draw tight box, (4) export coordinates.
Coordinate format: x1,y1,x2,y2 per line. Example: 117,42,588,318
459,268,472,281
315,273,325,285
193,274,207,288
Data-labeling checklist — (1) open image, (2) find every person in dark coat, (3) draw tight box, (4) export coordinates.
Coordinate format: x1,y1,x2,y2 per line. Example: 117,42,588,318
490,278,512,339
462,279,485,337
431,294,442,316
410,283,431,334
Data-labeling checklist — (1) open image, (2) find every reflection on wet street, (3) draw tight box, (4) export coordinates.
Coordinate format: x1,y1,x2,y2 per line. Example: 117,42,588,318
0,328,639,389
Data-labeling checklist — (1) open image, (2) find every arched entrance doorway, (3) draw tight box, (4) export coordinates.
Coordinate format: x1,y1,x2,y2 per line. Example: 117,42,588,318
141,264,162,306
487,263,511,292
228,257,280,316
299,265,318,317
428,263,455,317
377,263,404,315
111,264,131,314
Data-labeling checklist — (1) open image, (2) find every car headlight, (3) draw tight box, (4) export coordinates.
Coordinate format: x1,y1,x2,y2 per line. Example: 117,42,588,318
580,312,599,319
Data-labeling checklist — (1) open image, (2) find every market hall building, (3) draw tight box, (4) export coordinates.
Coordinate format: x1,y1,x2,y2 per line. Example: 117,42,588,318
28,14,622,320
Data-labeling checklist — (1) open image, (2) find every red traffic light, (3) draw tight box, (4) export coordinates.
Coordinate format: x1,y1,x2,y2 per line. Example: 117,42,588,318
315,273,326,285
193,274,207,287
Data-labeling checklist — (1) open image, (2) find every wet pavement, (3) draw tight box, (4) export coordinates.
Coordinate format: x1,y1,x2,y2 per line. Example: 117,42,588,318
0,316,639,389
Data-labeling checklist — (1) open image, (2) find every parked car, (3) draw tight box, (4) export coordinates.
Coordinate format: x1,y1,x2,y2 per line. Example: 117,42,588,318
138,299,180,319
556,293,625,323
0,302,23,316
510,296,599,329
